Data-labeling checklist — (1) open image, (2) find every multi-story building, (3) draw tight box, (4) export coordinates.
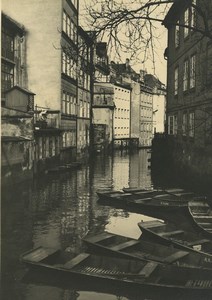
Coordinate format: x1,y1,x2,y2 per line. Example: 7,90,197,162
77,26,93,158
91,41,115,151
110,60,154,148
163,0,212,179
144,74,166,134
113,83,131,146
140,84,153,147
1,13,27,106
1,13,35,182
2,0,79,164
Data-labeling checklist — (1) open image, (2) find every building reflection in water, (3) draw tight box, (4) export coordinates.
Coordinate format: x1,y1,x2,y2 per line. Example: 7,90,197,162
129,149,152,189
2,149,163,300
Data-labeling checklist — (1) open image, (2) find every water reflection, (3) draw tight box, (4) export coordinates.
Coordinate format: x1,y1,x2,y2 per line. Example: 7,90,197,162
1,149,180,300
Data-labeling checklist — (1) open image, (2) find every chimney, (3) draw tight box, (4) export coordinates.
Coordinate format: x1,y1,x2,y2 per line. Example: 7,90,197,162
126,58,130,69
140,69,147,82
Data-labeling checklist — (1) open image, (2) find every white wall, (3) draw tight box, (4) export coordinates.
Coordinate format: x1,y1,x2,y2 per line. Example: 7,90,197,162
2,0,62,110
113,86,131,139
152,94,166,133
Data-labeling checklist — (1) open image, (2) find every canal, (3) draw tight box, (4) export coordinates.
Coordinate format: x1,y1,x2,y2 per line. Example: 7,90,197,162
1,149,199,300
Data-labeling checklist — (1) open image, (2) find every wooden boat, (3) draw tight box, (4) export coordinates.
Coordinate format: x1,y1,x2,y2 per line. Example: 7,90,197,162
127,195,190,212
123,187,185,194
97,190,195,213
96,189,195,202
138,220,212,256
21,246,212,292
188,201,212,237
83,231,212,270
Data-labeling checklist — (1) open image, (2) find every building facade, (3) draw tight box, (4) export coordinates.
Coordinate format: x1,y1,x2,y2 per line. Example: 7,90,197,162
2,0,79,164
92,82,115,151
140,84,153,147
163,0,212,180
110,60,154,148
91,41,114,151
1,13,27,106
144,74,166,134
77,27,93,158
113,83,131,146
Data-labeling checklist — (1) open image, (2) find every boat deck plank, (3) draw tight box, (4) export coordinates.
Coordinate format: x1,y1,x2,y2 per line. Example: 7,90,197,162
164,251,189,263
22,247,57,263
109,240,140,251
85,232,113,243
141,221,164,228
63,253,90,269
139,262,158,277
158,230,184,237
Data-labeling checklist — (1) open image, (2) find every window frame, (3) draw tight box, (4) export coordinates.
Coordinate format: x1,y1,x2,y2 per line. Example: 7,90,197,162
174,66,179,95
188,112,195,137
190,54,196,89
183,59,189,91
184,8,189,39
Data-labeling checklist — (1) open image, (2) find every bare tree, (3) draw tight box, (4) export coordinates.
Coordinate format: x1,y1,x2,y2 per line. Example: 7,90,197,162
83,0,212,69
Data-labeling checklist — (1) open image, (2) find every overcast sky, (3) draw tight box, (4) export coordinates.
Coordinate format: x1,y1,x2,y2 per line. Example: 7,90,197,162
79,0,168,84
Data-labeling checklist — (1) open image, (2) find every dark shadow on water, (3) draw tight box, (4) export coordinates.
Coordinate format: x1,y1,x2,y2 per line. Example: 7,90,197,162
21,269,211,300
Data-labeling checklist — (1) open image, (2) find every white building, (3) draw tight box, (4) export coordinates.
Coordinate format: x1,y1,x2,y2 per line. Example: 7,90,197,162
113,83,131,142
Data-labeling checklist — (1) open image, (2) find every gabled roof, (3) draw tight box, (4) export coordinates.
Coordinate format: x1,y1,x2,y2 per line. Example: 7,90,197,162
110,62,136,75
2,12,25,35
5,85,35,95
163,0,191,28
144,74,165,89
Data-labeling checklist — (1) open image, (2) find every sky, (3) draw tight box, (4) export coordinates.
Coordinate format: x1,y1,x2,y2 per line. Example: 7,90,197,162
79,0,168,84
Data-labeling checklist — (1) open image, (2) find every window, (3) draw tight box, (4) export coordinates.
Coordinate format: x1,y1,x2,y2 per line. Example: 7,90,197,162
188,112,195,137
1,62,14,94
183,60,189,91
62,91,76,115
175,21,180,47
184,8,189,38
168,115,177,135
62,91,66,113
62,52,67,73
62,51,77,80
191,0,197,29
62,10,77,43
174,115,178,134
190,54,196,88
1,29,14,60
168,116,174,135
182,113,187,136
174,67,179,95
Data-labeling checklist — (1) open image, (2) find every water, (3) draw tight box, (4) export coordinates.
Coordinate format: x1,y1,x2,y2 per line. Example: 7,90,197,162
1,149,193,300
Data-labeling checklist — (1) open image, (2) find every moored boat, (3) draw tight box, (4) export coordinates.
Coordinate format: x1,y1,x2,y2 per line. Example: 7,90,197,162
122,187,185,194
127,196,189,212
188,201,212,237
97,191,194,213
83,231,212,270
21,246,212,293
138,220,212,256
